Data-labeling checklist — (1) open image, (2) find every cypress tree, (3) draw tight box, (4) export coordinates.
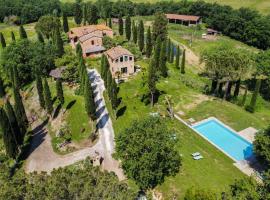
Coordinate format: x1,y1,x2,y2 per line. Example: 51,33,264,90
74,0,82,25
103,56,110,87
160,41,168,78
19,25,28,39
0,107,18,159
109,17,112,28
111,78,118,110
43,78,53,115
181,49,186,74
167,39,171,62
169,43,174,63
55,27,64,57
118,16,123,36
5,100,23,145
37,31,44,43
234,79,241,98
11,31,16,42
106,70,112,98
84,74,96,120
175,46,180,69
240,87,248,106
88,5,99,25
82,4,87,25
100,54,106,80
148,58,157,107
76,43,83,58
153,36,162,70
79,59,87,94
132,21,137,44
0,32,6,48
145,27,152,58
246,79,261,113
13,86,28,137
125,15,131,41
56,79,64,105
63,12,69,33
12,65,20,91
0,76,6,98
36,69,45,109
138,20,144,52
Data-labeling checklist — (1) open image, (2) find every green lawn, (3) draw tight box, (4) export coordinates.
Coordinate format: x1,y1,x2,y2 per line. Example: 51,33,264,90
103,58,270,199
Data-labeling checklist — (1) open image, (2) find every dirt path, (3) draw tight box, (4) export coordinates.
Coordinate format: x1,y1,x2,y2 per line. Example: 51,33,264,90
25,69,125,180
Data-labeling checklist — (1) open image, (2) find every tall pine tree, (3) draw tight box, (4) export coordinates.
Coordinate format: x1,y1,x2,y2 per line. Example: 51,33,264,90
118,16,123,36
82,3,87,25
76,43,83,58
181,49,186,74
55,27,64,57
132,21,137,44
153,36,162,70
160,41,167,77
36,68,45,109
109,17,112,28
138,20,144,52
43,78,53,115
146,27,152,58
0,107,18,159
0,32,6,48
246,79,261,113
88,5,99,25
102,56,110,87
106,70,112,96
0,76,5,97
167,39,171,62
37,31,44,43
11,31,16,42
5,100,23,145
74,0,82,25
84,74,96,120
169,43,174,63
148,58,157,107
175,46,181,69
125,15,131,41
19,25,28,39
56,79,64,105
111,78,118,111
63,12,69,33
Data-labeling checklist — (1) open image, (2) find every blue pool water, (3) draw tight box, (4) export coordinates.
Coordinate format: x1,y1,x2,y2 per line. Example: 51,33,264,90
192,119,253,161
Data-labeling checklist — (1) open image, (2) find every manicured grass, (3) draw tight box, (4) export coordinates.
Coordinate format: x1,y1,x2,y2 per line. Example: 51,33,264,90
107,61,250,199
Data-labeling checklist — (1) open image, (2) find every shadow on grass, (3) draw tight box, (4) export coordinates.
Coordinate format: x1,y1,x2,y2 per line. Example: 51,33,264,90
66,100,76,110
53,104,62,119
116,106,127,118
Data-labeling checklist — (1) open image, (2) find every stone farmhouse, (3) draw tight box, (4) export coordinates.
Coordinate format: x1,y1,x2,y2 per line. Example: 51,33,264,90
104,46,135,78
166,14,202,26
68,24,113,57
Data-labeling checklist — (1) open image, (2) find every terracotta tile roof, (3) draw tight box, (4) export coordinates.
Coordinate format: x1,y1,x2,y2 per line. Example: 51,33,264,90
68,24,112,39
79,32,103,42
105,46,133,60
166,14,201,22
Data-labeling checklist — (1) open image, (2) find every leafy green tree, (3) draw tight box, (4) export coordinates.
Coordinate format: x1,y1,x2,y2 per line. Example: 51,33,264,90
54,27,64,57
125,15,131,41
152,12,168,41
116,117,181,190
43,78,53,115
19,25,28,39
145,27,152,58
35,68,45,109
56,79,64,105
138,20,144,52
0,107,18,159
181,49,186,74
175,46,181,69
246,79,261,113
74,0,82,25
132,21,137,44
37,31,44,43
62,12,69,33
88,5,99,25
118,16,123,36
108,17,112,28
0,32,6,48
0,76,6,97
254,126,270,167
11,31,16,42
35,16,61,39
160,41,167,77
84,74,96,120
5,100,23,145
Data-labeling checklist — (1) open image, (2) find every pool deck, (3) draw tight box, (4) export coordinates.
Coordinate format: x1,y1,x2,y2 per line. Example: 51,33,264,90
174,114,262,182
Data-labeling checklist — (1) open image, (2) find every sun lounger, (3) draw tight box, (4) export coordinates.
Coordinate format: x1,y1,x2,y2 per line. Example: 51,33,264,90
193,155,203,160
191,152,200,157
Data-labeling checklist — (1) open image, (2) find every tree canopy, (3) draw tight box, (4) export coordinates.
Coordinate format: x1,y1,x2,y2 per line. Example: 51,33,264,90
115,117,181,190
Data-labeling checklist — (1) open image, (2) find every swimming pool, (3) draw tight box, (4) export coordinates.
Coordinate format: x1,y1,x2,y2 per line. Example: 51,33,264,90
192,118,253,161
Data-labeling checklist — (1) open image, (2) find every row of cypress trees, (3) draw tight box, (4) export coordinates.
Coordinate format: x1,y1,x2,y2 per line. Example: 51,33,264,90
0,25,27,49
